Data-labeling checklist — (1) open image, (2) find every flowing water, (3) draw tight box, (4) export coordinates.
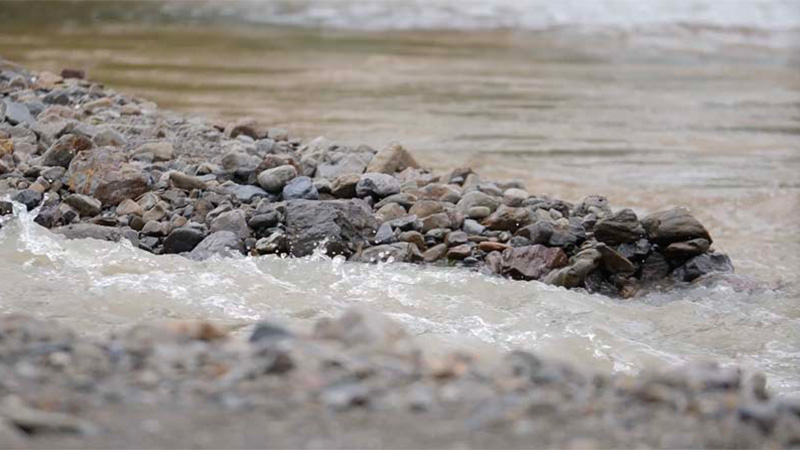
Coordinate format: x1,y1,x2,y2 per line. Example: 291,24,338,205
0,1,799,396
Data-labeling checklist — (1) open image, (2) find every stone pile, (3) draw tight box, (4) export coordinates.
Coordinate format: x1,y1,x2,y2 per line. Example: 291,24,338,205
0,60,734,297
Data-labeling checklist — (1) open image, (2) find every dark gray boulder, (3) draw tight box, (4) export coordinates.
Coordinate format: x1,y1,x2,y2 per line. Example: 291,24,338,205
163,227,206,254
12,189,42,211
283,199,378,257
593,208,645,245
188,231,245,260
282,176,319,200
642,208,711,245
672,253,734,282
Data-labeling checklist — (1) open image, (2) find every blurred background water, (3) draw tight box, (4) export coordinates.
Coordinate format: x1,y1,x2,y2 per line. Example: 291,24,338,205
1,1,799,396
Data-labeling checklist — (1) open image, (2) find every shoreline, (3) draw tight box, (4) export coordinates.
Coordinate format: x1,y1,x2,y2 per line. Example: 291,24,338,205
0,59,734,298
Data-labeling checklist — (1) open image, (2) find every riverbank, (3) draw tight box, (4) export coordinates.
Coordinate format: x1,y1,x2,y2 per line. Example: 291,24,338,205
1,59,734,297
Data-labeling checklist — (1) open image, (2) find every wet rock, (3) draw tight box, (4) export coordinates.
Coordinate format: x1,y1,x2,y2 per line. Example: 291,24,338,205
640,252,670,281
462,218,486,235
283,199,378,257
282,176,318,200
373,222,396,244
543,248,602,288
446,244,472,260
66,147,150,206
356,173,400,199
642,207,712,245
365,142,418,174
64,193,102,217
257,165,297,193
356,242,423,263
501,245,568,280
672,253,734,282
189,231,245,260
169,172,207,191
423,243,448,262
209,209,249,239
482,205,533,232
595,243,636,274
142,201,169,223
478,241,509,253
664,238,711,260
52,223,126,242
253,231,290,255
249,322,293,343
515,220,584,248
162,227,206,254
0,200,12,216
445,230,468,246
40,134,93,168
12,189,42,211
617,238,651,261
593,208,645,244
467,206,491,219
398,230,426,250
132,141,174,162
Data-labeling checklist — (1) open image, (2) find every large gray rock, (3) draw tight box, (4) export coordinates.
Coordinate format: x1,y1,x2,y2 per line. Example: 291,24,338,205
11,189,42,211
66,147,150,206
63,194,102,217
188,231,245,260
257,165,297,193
283,199,378,257
543,248,602,288
282,176,318,200
356,173,400,199
1,100,34,126
365,143,418,174
209,209,249,239
642,208,712,245
315,151,371,179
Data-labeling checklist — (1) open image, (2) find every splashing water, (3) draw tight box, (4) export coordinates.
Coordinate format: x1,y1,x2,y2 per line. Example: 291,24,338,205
1,203,797,397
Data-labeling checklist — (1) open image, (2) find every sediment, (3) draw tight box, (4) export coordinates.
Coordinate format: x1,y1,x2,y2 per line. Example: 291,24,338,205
0,58,734,298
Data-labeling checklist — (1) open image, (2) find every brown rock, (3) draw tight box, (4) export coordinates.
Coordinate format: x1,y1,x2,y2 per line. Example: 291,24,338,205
482,205,533,232
66,147,150,206
664,238,711,259
446,244,472,260
642,207,712,245
365,142,419,174
501,245,568,280
170,172,208,191
423,243,448,262
331,174,360,198
478,241,509,253
409,200,444,219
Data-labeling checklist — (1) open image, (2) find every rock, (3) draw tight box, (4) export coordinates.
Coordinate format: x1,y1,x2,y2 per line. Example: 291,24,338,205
12,189,42,211
515,220,584,248
544,248,602,288
330,174,360,198
66,147,150,206
221,151,261,177
467,206,491,219
355,242,422,263
40,166,66,182
163,227,206,254
482,205,533,232
457,191,499,213
416,183,461,203
40,134,93,168
375,202,406,223
423,243,448,262
116,198,143,216
664,238,711,260
593,208,645,245
462,218,486,235
356,173,400,199
641,252,670,281
373,222,396,244
223,183,271,204
141,220,166,237
672,253,734,282
409,200,444,219
249,322,293,343
282,176,319,200
595,243,636,274
64,194,102,217
315,151,371,179
283,199,378,257
421,212,451,233
313,308,416,355
503,188,529,207
2,99,34,126
574,195,611,218
0,200,13,216
253,231,290,255
445,231,468,246
132,141,174,162
92,127,127,147
225,118,266,139
257,165,297,193
478,241,509,253
642,208,712,245
1,398,97,435
142,201,169,222
375,193,418,209
617,238,651,261
169,172,208,191
210,209,249,239
365,142,418,174
52,223,126,242
398,230,426,250
189,231,245,260
501,245,568,280
60,67,85,79
446,244,472,260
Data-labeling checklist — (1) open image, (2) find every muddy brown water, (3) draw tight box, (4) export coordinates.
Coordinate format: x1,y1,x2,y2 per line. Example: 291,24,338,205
1,2,799,397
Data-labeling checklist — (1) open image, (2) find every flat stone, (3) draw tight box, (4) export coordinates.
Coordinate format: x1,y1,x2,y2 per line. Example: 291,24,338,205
672,253,734,282
543,248,602,288
132,141,174,162
189,231,245,260
446,244,472,260
64,194,102,217
41,134,93,168
423,243,448,262
409,200,444,219
2,99,34,126
365,142,418,174
356,173,400,199
257,165,297,193
163,227,206,254
282,176,319,200
66,147,150,206
501,245,568,280
210,209,249,239
642,207,712,245
223,183,271,204
170,172,208,191
664,238,711,260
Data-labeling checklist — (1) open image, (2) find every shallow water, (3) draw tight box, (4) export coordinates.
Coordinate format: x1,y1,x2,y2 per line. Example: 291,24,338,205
1,2,799,396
